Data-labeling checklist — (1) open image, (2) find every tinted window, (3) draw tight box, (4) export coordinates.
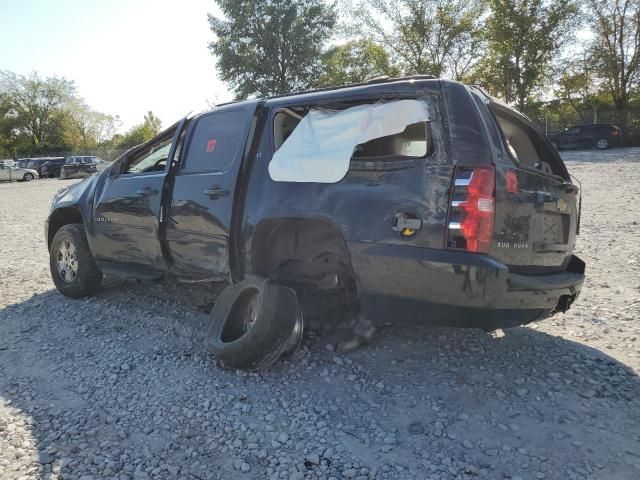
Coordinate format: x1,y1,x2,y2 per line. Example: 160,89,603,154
182,110,247,173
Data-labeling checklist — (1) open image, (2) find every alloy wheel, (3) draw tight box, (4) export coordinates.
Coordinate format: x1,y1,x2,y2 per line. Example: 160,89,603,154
56,240,78,283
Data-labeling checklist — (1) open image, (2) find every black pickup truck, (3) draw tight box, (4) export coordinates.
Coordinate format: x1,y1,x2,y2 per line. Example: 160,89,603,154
46,77,585,369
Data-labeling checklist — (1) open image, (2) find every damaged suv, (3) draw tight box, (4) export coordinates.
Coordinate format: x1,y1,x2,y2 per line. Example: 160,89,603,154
46,77,585,370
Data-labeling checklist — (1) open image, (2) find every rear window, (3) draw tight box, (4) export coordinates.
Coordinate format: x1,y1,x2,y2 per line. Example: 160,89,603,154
182,110,247,173
492,107,566,178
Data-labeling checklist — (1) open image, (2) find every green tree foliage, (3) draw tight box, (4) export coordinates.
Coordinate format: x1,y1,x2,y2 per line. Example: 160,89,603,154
0,70,76,151
0,70,120,156
117,111,162,149
209,0,336,99
317,40,400,87
65,100,121,150
347,0,486,79
477,0,579,112
556,54,600,124
587,0,640,136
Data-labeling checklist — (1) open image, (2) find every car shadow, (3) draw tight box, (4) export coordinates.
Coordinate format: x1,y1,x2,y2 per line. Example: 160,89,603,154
1,285,640,479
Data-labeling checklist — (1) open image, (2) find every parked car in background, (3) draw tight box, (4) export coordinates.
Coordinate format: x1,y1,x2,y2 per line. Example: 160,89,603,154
41,158,67,178
547,123,621,150
15,157,63,177
0,163,39,181
0,159,15,167
60,156,107,179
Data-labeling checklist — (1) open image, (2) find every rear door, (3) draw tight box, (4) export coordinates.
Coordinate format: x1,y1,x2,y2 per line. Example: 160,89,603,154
479,101,578,273
165,103,258,280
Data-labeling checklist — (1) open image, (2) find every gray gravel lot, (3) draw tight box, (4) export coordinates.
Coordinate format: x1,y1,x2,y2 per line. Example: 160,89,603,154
1,149,640,480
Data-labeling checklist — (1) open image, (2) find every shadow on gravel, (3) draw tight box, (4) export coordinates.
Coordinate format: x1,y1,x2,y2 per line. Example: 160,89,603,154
1,287,640,479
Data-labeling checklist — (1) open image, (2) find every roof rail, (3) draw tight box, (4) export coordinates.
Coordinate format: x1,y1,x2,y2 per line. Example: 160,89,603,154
265,75,439,101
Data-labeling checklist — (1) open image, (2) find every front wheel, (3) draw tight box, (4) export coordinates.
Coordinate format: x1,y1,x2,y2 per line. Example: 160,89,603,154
49,224,103,298
595,138,610,150
23,172,34,181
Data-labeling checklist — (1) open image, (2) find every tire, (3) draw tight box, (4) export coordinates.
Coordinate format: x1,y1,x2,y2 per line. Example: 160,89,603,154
49,224,103,298
206,277,301,370
23,172,34,181
595,138,610,150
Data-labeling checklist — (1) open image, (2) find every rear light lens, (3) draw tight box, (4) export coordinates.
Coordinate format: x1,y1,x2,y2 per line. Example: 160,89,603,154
446,166,495,254
612,130,619,136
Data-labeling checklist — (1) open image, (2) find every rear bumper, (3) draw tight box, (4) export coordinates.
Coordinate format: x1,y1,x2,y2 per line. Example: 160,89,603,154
347,242,584,330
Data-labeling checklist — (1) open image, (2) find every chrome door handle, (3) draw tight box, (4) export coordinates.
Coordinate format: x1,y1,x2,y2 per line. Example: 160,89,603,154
136,187,158,196
204,186,229,198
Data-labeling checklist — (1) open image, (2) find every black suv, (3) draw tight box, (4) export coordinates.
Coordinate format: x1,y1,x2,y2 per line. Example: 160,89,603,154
41,158,67,178
46,78,585,370
60,156,107,179
548,123,621,150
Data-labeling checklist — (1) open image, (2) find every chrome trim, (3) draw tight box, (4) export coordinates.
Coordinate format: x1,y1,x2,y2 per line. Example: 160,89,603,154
454,177,471,187
450,200,463,207
448,222,461,230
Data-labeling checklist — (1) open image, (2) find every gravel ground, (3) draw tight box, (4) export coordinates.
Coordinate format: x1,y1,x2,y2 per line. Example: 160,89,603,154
1,148,640,480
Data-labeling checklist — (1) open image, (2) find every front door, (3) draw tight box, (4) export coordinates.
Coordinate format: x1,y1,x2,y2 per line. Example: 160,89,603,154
166,105,257,280
92,124,181,273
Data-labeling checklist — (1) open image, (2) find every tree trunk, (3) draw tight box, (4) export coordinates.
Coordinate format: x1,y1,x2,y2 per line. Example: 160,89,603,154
614,95,629,144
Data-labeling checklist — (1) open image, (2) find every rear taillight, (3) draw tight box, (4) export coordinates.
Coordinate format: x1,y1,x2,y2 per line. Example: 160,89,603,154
612,130,619,136
446,166,495,254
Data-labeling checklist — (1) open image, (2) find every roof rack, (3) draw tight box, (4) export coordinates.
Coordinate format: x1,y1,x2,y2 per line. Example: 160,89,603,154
214,75,439,108
265,74,439,101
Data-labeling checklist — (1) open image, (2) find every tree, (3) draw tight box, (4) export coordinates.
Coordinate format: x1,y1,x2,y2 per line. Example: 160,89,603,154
118,111,162,149
478,0,579,112
556,54,600,124
0,70,76,151
208,0,336,99
587,0,640,137
347,0,486,79
317,40,400,87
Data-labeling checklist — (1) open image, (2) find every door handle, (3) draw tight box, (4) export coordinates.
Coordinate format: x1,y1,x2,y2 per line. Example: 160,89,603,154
137,187,158,196
204,186,229,198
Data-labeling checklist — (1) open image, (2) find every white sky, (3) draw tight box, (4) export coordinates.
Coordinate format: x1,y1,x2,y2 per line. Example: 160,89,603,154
0,0,233,131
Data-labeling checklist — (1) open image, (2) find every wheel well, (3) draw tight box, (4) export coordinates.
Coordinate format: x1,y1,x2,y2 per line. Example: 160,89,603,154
48,208,83,248
252,218,352,277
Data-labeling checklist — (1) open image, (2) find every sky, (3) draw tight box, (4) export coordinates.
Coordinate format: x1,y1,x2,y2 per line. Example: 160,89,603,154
0,0,233,131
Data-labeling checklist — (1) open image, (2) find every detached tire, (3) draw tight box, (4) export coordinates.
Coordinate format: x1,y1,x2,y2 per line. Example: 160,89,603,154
206,277,300,371
49,224,103,298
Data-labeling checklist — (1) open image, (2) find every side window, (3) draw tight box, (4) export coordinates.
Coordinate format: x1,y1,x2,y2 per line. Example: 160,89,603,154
567,127,580,135
352,121,430,160
182,110,247,173
123,134,174,175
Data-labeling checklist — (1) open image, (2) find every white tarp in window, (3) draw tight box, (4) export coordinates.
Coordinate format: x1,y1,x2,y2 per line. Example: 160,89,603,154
268,99,430,183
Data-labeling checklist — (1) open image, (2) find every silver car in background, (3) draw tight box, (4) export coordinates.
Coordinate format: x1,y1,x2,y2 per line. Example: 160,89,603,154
0,163,39,181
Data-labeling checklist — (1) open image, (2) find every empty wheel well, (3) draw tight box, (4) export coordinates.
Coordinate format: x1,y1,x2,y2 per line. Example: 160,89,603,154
48,208,83,248
251,218,356,289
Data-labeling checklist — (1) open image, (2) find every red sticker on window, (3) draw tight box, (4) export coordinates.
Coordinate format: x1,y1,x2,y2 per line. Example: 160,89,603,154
206,139,217,152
